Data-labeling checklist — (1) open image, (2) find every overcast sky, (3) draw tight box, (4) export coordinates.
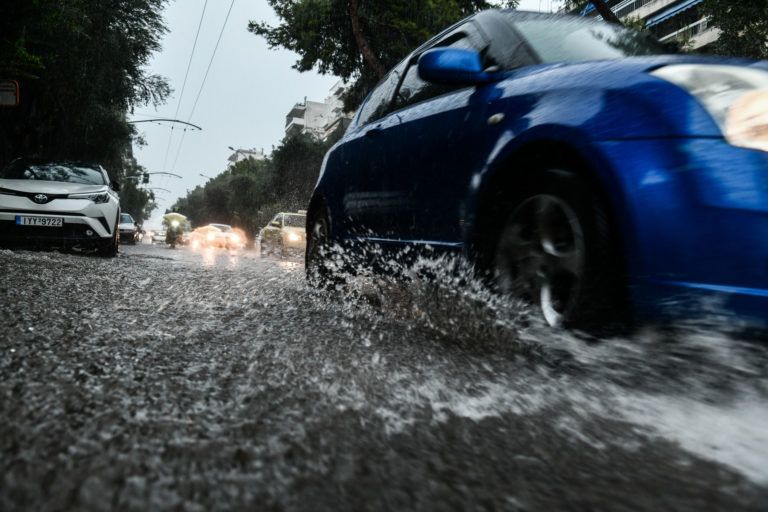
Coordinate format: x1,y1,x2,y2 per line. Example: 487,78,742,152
132,0,562,229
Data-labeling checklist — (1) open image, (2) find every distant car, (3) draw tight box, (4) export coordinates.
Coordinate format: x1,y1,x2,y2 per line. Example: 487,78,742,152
203,223,245,249
118,213,140,244
260,211,306,258
0,158,121,256
152,230,166,244
305,9,768,330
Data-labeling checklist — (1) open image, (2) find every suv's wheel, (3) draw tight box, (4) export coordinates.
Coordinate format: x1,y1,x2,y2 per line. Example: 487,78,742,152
493,168,624,330
98,219,119,257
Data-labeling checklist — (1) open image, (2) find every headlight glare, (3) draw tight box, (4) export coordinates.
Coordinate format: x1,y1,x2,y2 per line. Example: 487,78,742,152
651,65,768,152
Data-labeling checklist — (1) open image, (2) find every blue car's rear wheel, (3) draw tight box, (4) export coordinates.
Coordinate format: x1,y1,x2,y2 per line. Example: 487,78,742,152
306,207,339,289
493,169,625,330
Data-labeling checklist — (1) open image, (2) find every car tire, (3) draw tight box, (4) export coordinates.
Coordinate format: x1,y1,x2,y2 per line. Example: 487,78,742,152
98,219,119,258
492,168,625,331
305,207,338,288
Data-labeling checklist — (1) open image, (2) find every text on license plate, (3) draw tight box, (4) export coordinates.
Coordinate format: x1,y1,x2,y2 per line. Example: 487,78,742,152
16,216,64,227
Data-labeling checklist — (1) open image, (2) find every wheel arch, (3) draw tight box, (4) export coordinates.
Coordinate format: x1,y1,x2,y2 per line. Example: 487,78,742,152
469,136,632,280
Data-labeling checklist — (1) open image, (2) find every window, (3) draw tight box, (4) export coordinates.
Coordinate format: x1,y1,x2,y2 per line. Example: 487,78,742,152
357,61,407,127
284,214,305,227
392,24,488,112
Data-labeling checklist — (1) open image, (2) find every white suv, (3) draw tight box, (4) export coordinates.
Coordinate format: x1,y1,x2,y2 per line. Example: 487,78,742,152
0,159,121,256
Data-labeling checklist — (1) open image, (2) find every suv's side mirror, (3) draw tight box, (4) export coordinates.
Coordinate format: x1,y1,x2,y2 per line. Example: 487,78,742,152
110,180,121,192
270,221,280,227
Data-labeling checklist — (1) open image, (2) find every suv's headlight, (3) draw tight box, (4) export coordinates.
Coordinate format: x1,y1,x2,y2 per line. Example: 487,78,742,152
651,64,768,152
69,190,111,204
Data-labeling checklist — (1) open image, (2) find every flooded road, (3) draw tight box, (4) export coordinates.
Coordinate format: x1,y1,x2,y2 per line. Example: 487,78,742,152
1,242,767,510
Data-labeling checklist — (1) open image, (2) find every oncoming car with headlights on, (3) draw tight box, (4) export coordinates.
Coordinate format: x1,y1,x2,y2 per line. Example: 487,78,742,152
305,9,768,332
0,159,121,256
190,224,245,250
260,211,307,258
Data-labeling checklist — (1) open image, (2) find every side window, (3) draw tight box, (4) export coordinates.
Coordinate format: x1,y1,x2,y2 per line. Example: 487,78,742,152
357,61,407,126
392,24,488,112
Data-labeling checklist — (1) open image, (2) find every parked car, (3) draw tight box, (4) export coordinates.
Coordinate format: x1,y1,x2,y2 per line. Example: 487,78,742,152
305,9,768,331
0,158,121,256
118,213,141,244
260,211,307,258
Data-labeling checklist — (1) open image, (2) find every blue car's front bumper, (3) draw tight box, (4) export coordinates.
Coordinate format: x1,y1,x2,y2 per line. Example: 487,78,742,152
592,137,768,326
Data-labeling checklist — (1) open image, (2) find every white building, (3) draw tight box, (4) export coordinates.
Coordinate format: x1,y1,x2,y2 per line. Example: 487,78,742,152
226,148,265,167
570,0,719,50
285,81,354,140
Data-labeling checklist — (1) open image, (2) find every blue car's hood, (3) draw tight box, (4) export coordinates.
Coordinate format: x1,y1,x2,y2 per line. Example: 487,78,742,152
489,54,768,141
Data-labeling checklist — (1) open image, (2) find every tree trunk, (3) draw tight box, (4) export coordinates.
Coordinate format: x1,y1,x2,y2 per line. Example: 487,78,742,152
349,0,387,79
590,0,623,26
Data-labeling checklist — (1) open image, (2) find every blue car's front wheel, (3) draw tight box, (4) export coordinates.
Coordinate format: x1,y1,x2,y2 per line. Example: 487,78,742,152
493,169,626,331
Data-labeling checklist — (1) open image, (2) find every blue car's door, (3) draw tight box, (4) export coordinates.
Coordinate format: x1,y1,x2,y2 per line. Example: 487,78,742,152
368,13,540,249
364,22,496,247
386,68,488,245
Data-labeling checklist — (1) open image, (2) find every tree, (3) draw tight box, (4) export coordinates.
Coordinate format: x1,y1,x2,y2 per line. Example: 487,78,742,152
172,125,347,238
249,1,517,110
699,0,768,59
120,157,158,224
0,0,171,173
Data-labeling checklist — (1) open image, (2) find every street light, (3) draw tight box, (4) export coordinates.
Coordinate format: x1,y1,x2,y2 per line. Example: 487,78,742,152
200,173,212,179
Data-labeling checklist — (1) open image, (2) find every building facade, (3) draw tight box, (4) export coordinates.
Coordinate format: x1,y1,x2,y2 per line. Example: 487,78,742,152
226,148,265,167
571,0,719,50
284,81,353,141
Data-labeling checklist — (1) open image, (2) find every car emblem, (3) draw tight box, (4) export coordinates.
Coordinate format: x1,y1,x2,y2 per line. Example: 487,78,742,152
33,194,49,204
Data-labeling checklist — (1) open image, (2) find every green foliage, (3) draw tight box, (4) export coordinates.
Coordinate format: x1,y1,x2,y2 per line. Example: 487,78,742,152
120,157,158,224
173,129,344,239
0,0,171,173
700,0,768,59
249,0,516,110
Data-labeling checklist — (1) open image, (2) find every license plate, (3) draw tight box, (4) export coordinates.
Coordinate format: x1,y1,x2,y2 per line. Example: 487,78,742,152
16,216,63,227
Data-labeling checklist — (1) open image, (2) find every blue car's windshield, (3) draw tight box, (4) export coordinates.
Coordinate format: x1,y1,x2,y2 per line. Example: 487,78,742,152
510,16,666,63
0,160,107,185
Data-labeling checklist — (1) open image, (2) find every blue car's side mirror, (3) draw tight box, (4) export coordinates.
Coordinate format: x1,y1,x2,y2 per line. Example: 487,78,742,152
418,48,509,85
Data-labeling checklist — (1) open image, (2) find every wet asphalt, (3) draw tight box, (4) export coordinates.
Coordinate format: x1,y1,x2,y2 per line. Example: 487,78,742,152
1,241,767,511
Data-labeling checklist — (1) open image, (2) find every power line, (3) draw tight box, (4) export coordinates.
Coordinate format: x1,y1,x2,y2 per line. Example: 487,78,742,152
186,0,236,122
161,0,210,171
170,0,236,175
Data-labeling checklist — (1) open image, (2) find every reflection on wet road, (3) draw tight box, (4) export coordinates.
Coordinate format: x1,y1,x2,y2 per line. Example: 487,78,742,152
1,242,766,510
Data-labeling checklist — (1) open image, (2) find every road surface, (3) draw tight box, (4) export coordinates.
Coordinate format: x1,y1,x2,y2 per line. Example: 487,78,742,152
1,242,767,510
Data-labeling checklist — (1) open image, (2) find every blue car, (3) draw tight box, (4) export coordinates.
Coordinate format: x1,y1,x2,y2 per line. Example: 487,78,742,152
306,10,768,331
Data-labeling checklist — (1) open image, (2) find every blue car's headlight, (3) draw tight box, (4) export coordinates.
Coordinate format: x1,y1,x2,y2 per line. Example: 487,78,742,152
651,65,768,153
68,191,111,204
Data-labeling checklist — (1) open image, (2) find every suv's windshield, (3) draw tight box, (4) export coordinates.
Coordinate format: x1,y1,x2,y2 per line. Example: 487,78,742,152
120,214,134,224
508,15,665,63
0,161,107,185
284,215,306,228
